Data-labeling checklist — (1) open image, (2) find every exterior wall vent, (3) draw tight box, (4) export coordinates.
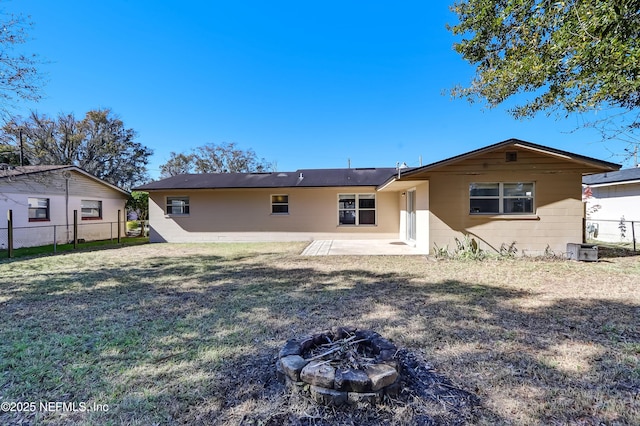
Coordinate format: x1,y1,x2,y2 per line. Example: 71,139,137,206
506,151,518,162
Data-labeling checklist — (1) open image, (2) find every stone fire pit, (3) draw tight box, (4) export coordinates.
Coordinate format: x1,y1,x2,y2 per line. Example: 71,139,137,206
276,327,400,405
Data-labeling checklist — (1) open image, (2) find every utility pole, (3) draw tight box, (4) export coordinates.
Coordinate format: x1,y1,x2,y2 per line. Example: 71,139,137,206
19,129,24,166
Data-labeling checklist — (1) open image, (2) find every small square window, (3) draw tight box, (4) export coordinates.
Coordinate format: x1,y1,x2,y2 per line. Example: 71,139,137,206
271,195,289,214
166,197,190,215
28,198,50,221
81,200,102,219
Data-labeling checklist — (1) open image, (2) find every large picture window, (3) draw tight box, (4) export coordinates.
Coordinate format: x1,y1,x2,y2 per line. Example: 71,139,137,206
166,197,190,215
338,194,376,225
470,183,534,214
28,198,49,221
81,200,102,219
271,195,289,214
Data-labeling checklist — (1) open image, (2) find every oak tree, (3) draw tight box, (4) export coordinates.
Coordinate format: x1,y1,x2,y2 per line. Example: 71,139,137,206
160,142,273,177
1,109,153,189
0,3,43,116
159,152,196,178
449,0,640,145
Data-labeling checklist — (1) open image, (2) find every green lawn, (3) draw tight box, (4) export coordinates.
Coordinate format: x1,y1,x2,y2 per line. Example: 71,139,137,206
0,243,638,425
1,237,148,259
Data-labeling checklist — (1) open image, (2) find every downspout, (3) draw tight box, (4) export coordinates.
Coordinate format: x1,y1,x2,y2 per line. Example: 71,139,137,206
65,174,70,242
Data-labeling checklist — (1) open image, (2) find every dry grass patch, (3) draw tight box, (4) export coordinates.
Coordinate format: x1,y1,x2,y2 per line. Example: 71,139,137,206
0,243,638,425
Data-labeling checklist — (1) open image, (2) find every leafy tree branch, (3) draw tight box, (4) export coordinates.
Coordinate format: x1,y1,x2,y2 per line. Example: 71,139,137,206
448,0,640,155
160,142,274,177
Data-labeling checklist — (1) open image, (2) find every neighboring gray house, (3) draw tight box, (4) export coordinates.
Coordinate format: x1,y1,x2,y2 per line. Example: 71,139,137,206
583,168,640,243
0,165,129,248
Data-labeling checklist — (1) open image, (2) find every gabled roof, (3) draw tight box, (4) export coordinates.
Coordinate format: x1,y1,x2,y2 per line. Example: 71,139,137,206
134,168,399,191
583,167,640,186
0,165,130,196
377,138,621,190
403,138,619,177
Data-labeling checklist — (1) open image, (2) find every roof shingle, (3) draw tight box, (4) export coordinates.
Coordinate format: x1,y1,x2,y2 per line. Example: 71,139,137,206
583,168,640,185
135,168,399,190
0,165,69,179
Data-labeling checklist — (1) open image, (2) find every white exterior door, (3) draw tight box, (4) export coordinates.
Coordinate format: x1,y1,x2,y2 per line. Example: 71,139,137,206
407,190,417,241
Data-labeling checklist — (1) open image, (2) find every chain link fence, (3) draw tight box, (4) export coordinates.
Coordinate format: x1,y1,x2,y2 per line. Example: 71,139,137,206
1,220,125,255
585,218,638,251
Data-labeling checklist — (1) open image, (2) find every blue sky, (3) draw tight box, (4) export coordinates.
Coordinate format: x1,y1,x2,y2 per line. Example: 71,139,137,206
4,0,630,179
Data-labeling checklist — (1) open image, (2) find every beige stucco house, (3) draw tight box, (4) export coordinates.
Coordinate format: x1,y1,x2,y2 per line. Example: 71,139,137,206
136,139,620,256
0,165,129,248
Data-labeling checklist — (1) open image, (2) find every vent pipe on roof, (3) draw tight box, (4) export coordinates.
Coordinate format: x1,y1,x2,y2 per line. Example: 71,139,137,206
299,172,303,179
396,162,408,179
19,129,24,167
395,161,409,170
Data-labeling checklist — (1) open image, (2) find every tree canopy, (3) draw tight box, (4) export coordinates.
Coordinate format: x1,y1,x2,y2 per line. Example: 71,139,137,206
160,142,273,178
0,143,25,165
448,0,640,123
0,4,43,116
126,191,149,236
1,109,153,189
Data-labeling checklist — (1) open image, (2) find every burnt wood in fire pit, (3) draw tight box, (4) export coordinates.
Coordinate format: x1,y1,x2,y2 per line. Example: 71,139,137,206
276,327,400,405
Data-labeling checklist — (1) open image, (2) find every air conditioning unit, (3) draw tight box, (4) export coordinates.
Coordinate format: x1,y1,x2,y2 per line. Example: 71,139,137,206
566,243,598,261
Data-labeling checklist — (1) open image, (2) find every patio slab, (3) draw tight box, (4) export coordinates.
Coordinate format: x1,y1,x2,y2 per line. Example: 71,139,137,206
301,240,428,256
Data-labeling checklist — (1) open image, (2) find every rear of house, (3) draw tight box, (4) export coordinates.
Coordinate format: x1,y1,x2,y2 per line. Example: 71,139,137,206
140,168,401,243
137,139,619,256
388,143,607,255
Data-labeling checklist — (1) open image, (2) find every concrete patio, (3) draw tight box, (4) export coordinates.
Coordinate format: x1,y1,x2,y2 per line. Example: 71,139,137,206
301,239,428,256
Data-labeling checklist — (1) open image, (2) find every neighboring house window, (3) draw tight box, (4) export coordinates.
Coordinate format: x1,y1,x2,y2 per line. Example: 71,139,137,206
271,195,289,214
470,183,534,214
28,198,50,221
166,196,190,215
81,200,102,219
338,194,376,225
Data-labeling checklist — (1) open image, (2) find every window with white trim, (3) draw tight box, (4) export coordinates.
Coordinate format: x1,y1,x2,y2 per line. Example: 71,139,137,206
28,198,49,221
271,194,289,214
166,197,190,215
81,200,102,219
469,183,534,214
338,194,376,225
